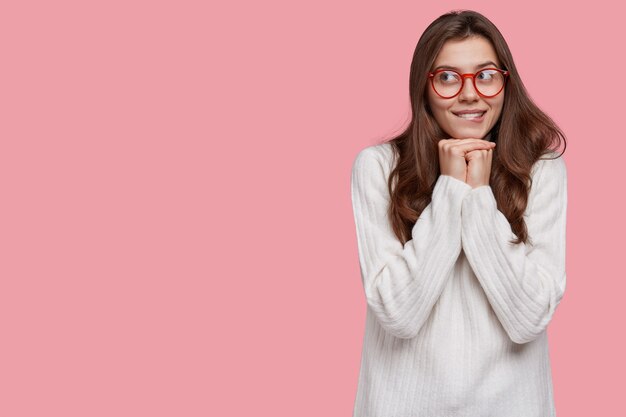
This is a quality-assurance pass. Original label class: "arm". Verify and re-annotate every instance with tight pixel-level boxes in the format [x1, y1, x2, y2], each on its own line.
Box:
[350, 146, 472, 339]
[460, 155, 568, 344]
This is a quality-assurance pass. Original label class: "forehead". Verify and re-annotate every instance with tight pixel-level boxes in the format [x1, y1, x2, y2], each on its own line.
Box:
[433, 36, 500, 70]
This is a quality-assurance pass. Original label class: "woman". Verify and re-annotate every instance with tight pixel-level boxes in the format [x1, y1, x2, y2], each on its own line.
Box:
[350, 10, 567, 417]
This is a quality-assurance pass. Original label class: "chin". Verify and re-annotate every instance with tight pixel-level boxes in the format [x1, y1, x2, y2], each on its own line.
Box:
[450, 129, 489, 139]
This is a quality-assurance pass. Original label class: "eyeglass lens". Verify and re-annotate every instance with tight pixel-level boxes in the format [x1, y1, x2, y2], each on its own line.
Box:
[432, 69, 505, 98]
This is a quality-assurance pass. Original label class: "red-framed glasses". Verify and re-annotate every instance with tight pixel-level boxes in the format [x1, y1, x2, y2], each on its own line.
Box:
[427, 68, 509, 99]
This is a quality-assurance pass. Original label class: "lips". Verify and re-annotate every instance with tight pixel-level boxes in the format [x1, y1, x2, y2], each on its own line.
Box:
[452, 109, 487, 122]
[452, 110, 487, 123]
[452, 109, 487, 115]
[452, 109, 487, 116]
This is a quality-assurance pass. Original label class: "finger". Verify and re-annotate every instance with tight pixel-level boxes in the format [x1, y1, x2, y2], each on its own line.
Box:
[446, 142, 495, 155]
[440, 138, 492, 145]
[465, 148, 492, 155]
[439, 141, 494, 152]
[465, 148, 492, 160]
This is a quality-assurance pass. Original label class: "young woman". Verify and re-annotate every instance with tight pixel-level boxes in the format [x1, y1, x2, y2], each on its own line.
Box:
[350, 10, 567, 416]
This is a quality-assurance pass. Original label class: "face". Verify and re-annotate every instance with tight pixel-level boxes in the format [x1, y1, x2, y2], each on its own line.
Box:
[427, 36, 505, 140]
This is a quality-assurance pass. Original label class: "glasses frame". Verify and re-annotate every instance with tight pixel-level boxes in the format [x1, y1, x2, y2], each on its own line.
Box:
[427, 67, 510, 99]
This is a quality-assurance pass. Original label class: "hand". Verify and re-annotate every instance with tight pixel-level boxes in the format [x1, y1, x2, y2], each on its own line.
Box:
[465, 148, 493, 189]
[438, 138, 495, 183]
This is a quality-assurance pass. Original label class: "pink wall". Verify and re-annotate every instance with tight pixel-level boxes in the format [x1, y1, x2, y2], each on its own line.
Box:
[0, 0, 620, 416]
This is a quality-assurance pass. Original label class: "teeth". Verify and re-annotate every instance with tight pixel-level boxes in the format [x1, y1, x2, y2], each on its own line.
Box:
[456, 112, 485, 119]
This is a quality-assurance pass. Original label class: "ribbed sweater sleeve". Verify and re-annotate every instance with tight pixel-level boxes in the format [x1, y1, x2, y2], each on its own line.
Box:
[350, 146, 473, 339]
[460, 155, 568, 344]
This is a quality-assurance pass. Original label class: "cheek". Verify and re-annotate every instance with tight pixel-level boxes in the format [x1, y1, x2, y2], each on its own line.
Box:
[486, 97, 503, 117]
[495, 93, 505, 113]
[427, 87, 445, 109]
[493, 100, 504, 119]
[426, 91, 436, 113]
[427, 95, 447, 118]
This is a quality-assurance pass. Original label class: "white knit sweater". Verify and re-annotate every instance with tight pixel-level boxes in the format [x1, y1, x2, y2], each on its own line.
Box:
[350, 142, 567, 417]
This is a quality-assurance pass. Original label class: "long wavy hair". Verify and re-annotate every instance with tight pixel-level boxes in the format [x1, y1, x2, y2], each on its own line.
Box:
[383, 10, 566, 246]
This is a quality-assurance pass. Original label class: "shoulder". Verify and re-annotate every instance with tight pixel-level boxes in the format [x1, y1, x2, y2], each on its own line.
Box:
[531, 150, 567, 183]
[352, 142, 395, 178]
[528, 151, 567, 209]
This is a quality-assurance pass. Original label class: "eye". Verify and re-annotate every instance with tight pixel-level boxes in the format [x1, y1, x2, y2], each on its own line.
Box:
[437, 71, 460, 83]
[477, 70, 497, 80]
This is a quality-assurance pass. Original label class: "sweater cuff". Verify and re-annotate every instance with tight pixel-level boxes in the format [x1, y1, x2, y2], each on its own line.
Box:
[461, 185, 503, 241]
[464, 185, 497, 210]
[433, 175, 473, 213]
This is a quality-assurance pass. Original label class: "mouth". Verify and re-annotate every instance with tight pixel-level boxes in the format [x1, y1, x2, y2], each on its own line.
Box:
[452, 110, 487, 122]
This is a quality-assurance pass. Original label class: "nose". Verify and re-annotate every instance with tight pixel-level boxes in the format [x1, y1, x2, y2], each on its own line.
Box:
[458, 75, 479, 101]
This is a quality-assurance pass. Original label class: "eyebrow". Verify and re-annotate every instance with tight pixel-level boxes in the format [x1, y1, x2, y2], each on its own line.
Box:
[433, 61, 499, 71]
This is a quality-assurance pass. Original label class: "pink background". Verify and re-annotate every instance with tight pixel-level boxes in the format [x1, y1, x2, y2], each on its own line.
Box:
[0, 1, 621, 416]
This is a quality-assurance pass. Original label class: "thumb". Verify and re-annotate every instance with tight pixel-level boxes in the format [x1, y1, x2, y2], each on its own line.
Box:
[465, 150, 477, 161]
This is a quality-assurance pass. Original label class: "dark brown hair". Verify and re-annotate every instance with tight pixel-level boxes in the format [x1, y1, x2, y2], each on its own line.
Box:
[383, 9, 566, 245]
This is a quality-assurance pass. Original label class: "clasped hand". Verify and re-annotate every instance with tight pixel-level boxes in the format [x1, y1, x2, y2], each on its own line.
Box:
[438, 138, 495, 189]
